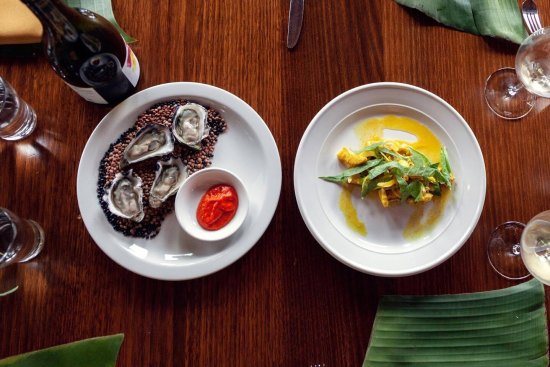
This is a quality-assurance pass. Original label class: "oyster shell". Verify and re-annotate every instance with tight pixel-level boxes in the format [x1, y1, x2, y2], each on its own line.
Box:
[103, 170, 145, 222]
[120, 124, 174, 168]
[172, 103, 210, 150]
[149, 158, 188, 208]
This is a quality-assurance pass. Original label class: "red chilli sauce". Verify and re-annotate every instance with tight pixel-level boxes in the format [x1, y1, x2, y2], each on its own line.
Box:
[197, 184, 238, 230]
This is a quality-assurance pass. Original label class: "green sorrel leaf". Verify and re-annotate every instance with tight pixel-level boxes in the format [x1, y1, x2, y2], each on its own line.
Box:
[394, 0, 528, 44]
[363, 279, 548, 367]
[431, 181, 441, 196]
[393, 173, 408, 199]
[319, 159, 382, 183]
[440, 146, 452, 175]
[378, 147, 404, 161]
[361, 176, 386, 198]
[433, 169, 451, 187]
[404, 165, 437, 179]
[400, 180, 423, 201]
[0, 334, 124, 367]
[367, 161, 402, 180]
[355, 142, 385, 154]
[64, 0, 136, 43]
[437, 146, 452, 187]
[408, 147, 431, 168]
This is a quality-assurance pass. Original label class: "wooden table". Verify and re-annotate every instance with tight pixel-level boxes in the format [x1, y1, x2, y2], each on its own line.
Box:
[1, 1, 549, 365]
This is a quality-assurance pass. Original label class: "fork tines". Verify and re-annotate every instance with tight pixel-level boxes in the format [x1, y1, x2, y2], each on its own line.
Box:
[522, 0, 543, 34]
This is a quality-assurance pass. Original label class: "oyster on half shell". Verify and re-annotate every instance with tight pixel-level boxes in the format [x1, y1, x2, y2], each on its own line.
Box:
[103, 170, 145, 222]
[149, 158, 188, 208]
[120, 124, 174, 168]
[172, 103, 210, 150]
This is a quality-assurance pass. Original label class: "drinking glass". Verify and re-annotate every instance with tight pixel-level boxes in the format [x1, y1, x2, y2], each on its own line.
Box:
[521, 210, 550, 284]
[0, 77, 37, 141]
[487, 210, 550, 284]
[484, 28, 550, 119]
[0, 208, 44, 268]
[487, 221, 529, 279]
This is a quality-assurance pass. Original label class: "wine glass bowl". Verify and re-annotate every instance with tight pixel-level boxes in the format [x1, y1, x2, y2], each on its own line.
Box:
[488, 210, 550, 285]
[485, 27, 550, 119]
[521, 210, 550, 284]
[515, 28, 550, 97]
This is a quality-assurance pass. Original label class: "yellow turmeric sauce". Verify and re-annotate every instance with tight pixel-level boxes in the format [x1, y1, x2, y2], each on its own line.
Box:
[403, 188, 451, 240]
[354, 115, 441, 162]
[339, 185, 367, 236]
[339, 115, 450, 239]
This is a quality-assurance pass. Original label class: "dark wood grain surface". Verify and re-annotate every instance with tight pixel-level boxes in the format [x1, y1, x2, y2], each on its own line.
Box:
[1, 0, 550, 365]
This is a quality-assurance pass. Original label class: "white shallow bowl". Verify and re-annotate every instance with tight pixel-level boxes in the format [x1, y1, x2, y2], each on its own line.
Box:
[77, 82, 281, 280]
[175, 168, 249, 242]
[294, 82, 486, 277]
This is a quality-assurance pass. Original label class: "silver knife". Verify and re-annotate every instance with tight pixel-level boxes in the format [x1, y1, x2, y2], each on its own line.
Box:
[286, 0, 304, 49]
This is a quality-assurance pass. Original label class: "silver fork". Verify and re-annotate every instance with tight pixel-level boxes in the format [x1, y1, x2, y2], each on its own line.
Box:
[522, 0, 543, 35]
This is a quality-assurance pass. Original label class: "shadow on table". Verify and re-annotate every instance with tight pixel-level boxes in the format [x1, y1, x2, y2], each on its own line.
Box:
[0, 128, 61, 162]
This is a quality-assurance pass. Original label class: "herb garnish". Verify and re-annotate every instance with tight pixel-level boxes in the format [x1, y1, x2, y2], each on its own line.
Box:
[320, 141, 454, 207]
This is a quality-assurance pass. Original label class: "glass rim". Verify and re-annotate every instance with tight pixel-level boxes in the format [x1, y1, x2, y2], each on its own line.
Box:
[0, 76, 6, 111]
[0, 208, 18, 263]
[0, 207, 17, 229]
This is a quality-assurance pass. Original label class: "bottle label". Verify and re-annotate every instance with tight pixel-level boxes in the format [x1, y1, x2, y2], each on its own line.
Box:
[65, 83, 109, 104]
[122, 44, 140, 87]
[65, 42, 140, 104]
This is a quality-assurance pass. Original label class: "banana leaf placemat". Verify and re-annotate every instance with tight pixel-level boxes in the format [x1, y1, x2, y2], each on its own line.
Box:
[364, 279, 548, 366]
[394, 0, 528, 44]
[0, 334, 124, 367]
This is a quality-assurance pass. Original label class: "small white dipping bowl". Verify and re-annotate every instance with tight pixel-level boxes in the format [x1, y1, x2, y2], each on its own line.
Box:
[175, 167, 249, 242]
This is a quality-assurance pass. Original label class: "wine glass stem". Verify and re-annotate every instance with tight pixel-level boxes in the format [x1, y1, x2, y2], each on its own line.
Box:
[508, 83, 526, 97]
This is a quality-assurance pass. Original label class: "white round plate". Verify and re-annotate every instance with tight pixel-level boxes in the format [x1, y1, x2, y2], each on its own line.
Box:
[294, 83, 486, 276]
[77, 82, 281, 280]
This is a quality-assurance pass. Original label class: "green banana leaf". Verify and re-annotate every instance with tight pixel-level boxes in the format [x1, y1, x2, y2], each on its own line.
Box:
[0, 334, 124, 367]
[363, 279, 549, 366]
[64, 0, 136, 43]
[395, 0, 528, 44]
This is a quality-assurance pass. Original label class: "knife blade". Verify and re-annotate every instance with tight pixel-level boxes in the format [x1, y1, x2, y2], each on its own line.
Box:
[286, 0, 304, 49]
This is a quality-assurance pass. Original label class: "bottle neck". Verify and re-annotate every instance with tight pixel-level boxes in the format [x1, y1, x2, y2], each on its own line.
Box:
[21, 0, 79, 41]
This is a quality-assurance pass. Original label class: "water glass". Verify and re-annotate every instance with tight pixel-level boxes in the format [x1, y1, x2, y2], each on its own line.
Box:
[0, 77, 37, 141]
[0, 208, 44, 268]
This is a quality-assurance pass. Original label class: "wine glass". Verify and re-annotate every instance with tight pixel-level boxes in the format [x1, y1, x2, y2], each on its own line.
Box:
[520, 211, 550, 284]
[485, 28, 550, 119]
[487, 210, 550, 284]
